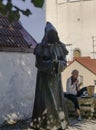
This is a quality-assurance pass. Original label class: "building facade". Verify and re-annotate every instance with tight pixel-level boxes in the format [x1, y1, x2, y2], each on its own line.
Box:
[45, 0, 96, 60]
[62, 57, 96, 93]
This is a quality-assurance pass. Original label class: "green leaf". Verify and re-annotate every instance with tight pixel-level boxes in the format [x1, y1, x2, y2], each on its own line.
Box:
[0, 0, 44, 21]
[6, 2, 12, 11]
[31, 0, 44, 7]
[0, 3, 7, 15]
[8, 11, 20, 22]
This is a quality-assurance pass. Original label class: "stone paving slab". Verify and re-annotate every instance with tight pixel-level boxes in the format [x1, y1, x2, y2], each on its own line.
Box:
[1, 118, 96, 130]
[67, 119, 96, 130]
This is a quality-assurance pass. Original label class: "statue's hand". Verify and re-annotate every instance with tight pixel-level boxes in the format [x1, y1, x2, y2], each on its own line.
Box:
[52, 59, 58, 63]
[52, 61, 59, 74]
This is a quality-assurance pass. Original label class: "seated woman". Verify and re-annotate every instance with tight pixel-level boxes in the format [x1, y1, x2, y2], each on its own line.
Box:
[65, 69, 87, 121]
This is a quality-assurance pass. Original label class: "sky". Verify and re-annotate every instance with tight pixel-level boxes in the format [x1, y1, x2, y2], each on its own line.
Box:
[12, 0, 45, 43]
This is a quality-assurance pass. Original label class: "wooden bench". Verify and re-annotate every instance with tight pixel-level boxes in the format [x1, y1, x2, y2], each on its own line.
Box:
[65, 96, 96, 118]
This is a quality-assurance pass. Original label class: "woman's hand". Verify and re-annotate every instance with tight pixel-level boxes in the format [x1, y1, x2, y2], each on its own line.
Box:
[78, 82, 83, 87]
[76, 82, 83, 91]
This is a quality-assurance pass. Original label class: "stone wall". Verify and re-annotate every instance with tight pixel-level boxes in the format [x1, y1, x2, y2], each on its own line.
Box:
[0, 52, 37, 124]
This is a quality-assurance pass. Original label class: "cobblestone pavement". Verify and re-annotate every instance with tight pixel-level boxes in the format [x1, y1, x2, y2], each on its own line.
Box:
[67, 119, 96, 130]
[1, 118, 96, 130]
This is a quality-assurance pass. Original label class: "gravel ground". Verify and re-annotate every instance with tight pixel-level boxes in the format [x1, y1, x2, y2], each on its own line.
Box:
[67, 118, 96, 130]
[0, 118, 96, 130]
[0, 118, 31, 130]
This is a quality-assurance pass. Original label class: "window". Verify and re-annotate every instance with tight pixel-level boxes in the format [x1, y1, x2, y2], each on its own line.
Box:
[73, 48, 81, 58]
[68, 0, 80, 2]
[56, 0, 67, 4]
[94, 80, 96, 85]
[78, 75, 84, 87]
[56, 0, 92, 4]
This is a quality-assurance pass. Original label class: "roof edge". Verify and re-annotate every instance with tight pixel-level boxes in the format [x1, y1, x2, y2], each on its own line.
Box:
[75, 60, 96, 75]
[0, 47, 34, 53]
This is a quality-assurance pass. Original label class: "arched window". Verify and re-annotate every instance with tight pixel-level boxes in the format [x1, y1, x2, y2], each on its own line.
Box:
[73, 48, 81, 58]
